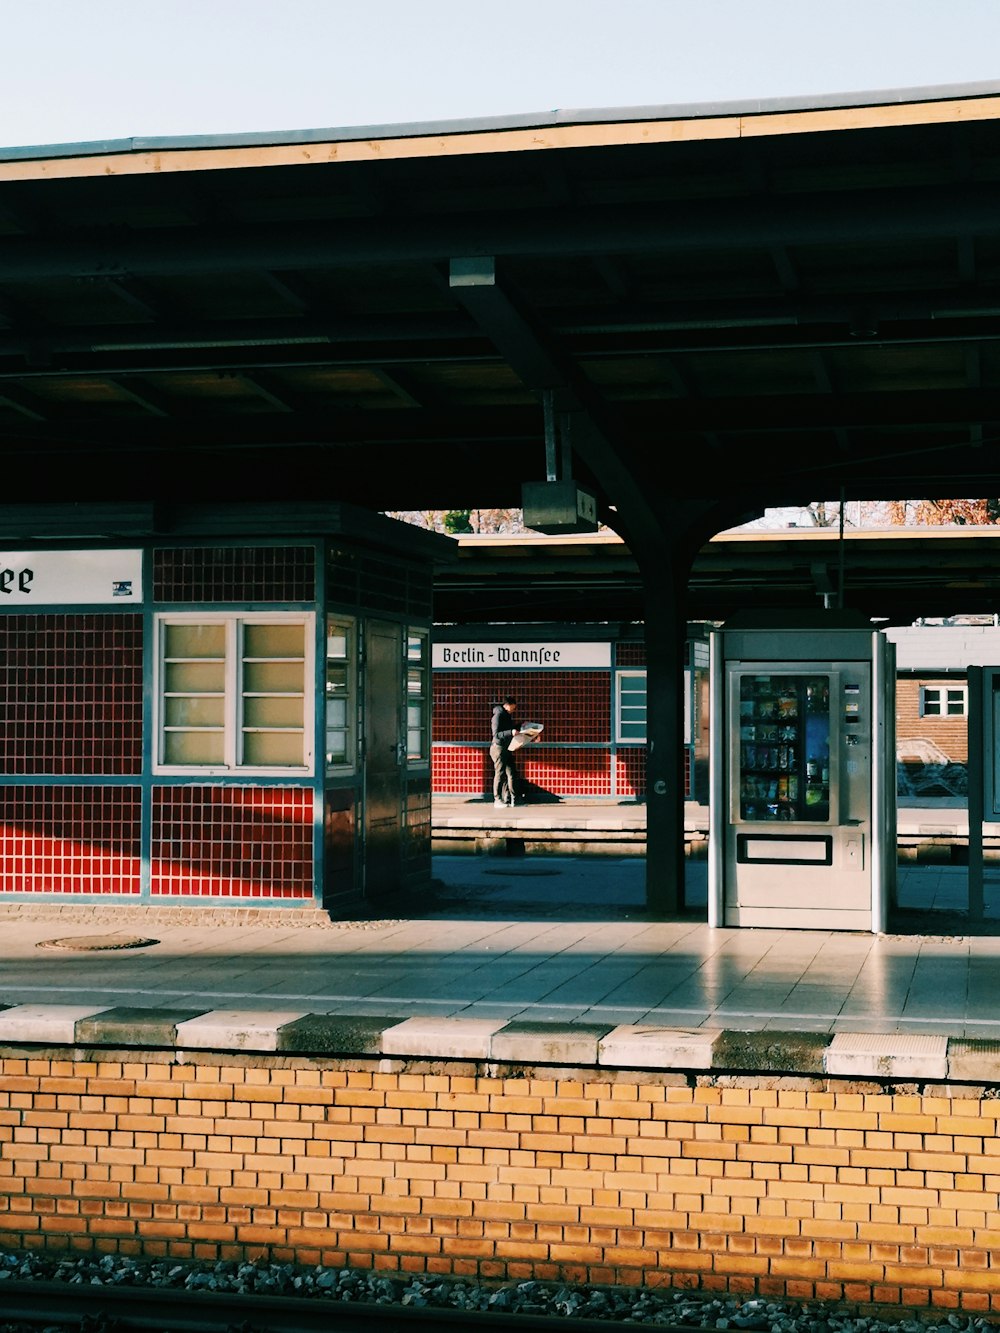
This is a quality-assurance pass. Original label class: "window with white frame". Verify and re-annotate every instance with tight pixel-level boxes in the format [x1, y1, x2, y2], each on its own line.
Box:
[156, 613, 313, 772]
[920, 684, 967, 717]
[616, 670, 647, 742]
[325, 616, 356, 768]
[407, 628, 429, 762]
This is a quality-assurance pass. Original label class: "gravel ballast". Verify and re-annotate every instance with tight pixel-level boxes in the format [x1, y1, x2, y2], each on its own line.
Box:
[0, 1250, 996, 1330]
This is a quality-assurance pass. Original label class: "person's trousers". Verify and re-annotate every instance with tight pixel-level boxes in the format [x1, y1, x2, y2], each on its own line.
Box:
[490, 742, 516, 803]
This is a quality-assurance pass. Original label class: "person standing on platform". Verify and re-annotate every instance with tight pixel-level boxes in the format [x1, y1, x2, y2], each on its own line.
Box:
[490, 695, 520, 807]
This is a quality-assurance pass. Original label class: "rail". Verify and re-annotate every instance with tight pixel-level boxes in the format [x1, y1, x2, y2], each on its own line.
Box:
[0, 1278, 707, 1333]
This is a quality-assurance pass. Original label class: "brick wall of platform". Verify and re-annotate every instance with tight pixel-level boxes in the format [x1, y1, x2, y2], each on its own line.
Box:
[2, 1053, 999, 1312]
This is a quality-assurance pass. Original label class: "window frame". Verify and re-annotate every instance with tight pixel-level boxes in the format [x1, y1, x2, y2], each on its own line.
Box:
[154, 611, 315, 776]
[919, 683, 968, 718]
[325, 614, 358, 772]
[406, 627, 430, 765]
[615, 668, 648, 744]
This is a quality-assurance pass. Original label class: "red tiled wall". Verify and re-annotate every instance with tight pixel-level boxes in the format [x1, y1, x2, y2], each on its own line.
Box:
[322, 787, 356, 911]
[432, 745, 612, 797]
[152, 546, 316, 602]
[0, 614, 143, 775]
[431, 660, 695, 800]
[434, 671, 610, 745]
[0, 786, 142, 895]
[150, 787, 314, 900]
[520, 746, 612, 796]
[432, 745, 485, 794]
[615, 642, 647, 666]
[403, 777, 431, 878]
[616, 747, 647, 798]
[433, 671, 613, 796]
[615, 745, 690, 798]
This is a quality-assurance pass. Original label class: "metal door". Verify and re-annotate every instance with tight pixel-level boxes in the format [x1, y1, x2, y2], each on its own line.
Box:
[363, 620, 403, 897]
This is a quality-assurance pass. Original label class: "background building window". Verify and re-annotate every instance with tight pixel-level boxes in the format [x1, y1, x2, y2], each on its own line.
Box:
[616, 670, 647, 742]
[157, 613, 313, 772]
[920, 684, 967, 717]
[407, 629, 429, 762]
[326, 616, 356, 768]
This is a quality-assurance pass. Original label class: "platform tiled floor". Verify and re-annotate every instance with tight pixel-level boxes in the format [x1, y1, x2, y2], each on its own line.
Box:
[0, 856, 999, 1039]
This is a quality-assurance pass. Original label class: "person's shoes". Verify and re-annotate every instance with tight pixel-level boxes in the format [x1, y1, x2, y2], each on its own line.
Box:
[493, 799, 506, 808]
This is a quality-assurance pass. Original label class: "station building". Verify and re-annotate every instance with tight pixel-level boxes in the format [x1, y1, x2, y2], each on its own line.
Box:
[0, 503, 450, 914]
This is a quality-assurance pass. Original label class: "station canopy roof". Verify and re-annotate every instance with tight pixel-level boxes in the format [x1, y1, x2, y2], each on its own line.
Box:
[4, 81, 1000, 588]
[433, 527, 1000, 627]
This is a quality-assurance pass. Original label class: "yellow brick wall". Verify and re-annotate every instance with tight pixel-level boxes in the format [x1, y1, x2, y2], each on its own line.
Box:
[2, 1054, 999, 1313]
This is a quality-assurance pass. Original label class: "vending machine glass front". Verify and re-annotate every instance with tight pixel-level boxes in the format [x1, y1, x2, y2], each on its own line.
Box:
[736, 672, 832, 822]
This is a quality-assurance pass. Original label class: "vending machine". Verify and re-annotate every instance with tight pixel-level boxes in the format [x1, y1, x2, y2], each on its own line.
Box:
[708, 611, 896, 932]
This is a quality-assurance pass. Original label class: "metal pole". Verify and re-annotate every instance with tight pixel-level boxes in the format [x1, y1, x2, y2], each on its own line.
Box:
[707, 630, 725, 928]
[967, 665, 984, 922]
[837, 486, 846, 610]
[543, 390, 557, 481]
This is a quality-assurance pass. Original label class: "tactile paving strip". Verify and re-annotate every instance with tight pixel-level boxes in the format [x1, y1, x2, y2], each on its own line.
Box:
[825, 1030, 949, 1079]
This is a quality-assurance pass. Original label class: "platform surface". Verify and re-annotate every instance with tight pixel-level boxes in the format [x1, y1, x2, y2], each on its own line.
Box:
[0, 844, 998, 1044]
[431, 793, 973, 841]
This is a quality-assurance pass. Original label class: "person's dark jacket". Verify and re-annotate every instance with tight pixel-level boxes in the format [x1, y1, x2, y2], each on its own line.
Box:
[490, 704, 519, 749]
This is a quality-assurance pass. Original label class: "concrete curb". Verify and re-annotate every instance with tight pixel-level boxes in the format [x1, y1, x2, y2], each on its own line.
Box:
[2, 1002, 999, 1082]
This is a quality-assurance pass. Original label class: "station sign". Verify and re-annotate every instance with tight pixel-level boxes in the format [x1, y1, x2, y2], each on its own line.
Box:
[433, 641, 611, 669]
[0, 550, 142, 604]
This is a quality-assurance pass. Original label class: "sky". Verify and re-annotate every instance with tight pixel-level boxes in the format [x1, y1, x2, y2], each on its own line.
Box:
[3, 0, 1000, 150]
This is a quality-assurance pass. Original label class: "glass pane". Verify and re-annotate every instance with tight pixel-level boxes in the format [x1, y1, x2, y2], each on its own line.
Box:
[620, 722, 646, 740]
[164, 730, 224, 764]
[326, 665, 348, 694]
[164, 697, 224, 727]
[243, 731, 304, 765]
[407, 634, 426, 662]
[327, 621, 350, 659]
[407, 703, 423, 728]
[164, 661, 226, 692]
[244, 697, 303, 727]
[324, 617, 353, 770]
[738, 673, 829, 822]
[408, 728, 422, 755]
[408, 668, 424, 695]
[243, 661, 304, 692]
[244, 623, 304, 657]
[164, 623, 225, 658]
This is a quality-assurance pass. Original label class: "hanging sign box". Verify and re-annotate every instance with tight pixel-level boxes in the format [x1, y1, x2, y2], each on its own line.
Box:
[0, 550, 142, 604]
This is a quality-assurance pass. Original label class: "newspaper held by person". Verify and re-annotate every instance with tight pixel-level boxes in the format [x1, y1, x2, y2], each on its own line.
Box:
[509, 721, 543, 751]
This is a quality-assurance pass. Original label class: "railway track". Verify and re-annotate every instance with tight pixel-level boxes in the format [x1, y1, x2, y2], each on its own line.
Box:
[0, 1278, 695, 1333]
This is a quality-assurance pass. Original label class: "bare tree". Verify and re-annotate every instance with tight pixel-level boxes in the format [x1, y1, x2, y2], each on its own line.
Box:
[884, 498, 1000, 526]
[384, 508, 526, 534]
